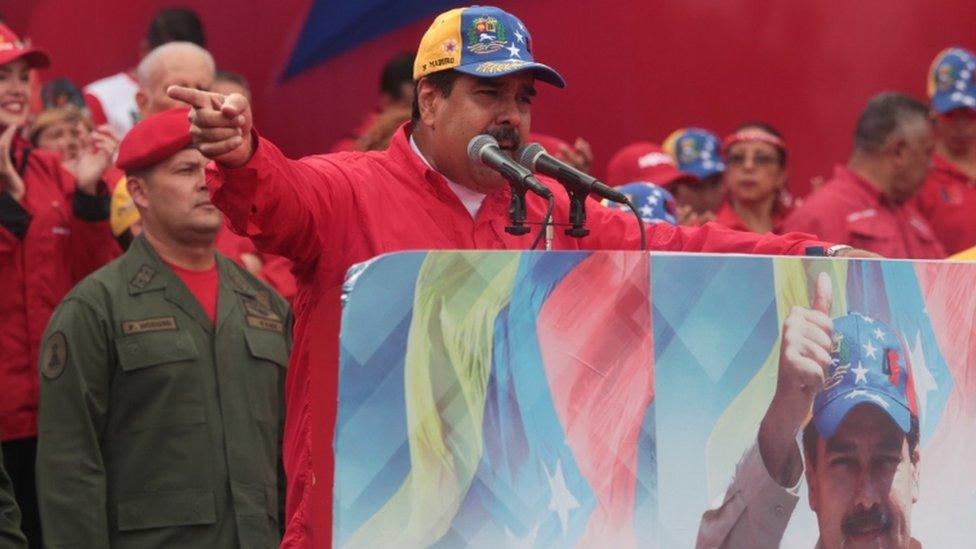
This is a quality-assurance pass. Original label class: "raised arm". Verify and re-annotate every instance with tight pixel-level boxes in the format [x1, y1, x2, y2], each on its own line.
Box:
[168, 86, 354, 273]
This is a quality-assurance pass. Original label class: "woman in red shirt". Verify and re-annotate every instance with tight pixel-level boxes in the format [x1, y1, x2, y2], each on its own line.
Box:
[0, 24, 120, 546]
[715, 122, 795, 233]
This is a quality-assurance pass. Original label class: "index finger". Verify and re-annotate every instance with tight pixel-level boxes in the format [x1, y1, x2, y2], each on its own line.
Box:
[167, 85, 213, 109]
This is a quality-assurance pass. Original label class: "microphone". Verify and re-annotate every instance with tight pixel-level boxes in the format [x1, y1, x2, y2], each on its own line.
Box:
[467, 135, 553, 199]
[517, 143, 629, 204]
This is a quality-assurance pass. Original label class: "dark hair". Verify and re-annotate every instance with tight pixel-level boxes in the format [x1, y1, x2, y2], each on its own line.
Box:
[734, 121, 787, 166]
[853, 92, 930, 154]
[803, 413, 920, 469]
[147, 7, 206, 49]
[411, 70, 460, 124]
[215, 70, 250, 94]
[380, 52, 416, 100]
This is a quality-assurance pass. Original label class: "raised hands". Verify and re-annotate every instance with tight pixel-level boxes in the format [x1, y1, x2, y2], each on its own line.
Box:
[167, 86, 254, 167]
[759, 272, 835, 486]
[74, 124, 120, 194]
[0, 124, 25, 201]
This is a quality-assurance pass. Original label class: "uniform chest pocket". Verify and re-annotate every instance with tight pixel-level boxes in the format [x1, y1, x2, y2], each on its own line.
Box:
[114, 330, 206, 430]
[244, 330, 288, 424]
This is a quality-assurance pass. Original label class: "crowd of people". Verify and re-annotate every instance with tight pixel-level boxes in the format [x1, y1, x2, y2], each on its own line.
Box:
[0, 4, 973, 548]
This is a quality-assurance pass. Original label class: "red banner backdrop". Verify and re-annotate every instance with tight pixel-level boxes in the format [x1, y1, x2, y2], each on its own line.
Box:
[8, 0, 976, 196]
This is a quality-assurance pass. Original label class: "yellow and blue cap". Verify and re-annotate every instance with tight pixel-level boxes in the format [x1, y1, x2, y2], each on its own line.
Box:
[414, 6, 565, 88]
[663, 128, 726, 180]
[927, 47, 976, 114]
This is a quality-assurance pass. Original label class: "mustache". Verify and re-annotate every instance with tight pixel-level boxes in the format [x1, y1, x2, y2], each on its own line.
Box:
[841, 505, 891, 537]
[485, 126, 520, 149]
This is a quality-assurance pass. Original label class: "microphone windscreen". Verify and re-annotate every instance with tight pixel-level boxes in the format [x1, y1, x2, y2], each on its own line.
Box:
[516, 142, 546, 170]
[467, 134, 498, 165]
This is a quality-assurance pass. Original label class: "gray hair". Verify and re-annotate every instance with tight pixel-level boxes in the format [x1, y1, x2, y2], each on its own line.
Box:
[853, 92, 930, 154]
[136, 41, 215, 87]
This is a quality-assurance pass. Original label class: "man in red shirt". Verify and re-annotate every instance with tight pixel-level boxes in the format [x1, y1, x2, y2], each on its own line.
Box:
[784, 92, 944, 259]
[914, 47, 976, 255]
[169, 6, 868, 547]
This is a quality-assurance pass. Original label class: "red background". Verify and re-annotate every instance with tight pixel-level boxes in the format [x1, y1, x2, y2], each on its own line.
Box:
[8, 0, 976, 196]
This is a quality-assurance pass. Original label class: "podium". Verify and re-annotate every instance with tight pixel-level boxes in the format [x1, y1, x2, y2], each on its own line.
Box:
[334, 251, 976, 548]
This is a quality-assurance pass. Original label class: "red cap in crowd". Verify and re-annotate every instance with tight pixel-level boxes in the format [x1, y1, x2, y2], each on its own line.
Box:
[0, 23, 50, 68]
[116, 108, 193, 173]
[605, 142, 696, 188]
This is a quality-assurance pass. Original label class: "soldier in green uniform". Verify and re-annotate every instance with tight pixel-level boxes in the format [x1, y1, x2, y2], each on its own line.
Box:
[0, 445, 27, 548]
[36, 108, 290, 548]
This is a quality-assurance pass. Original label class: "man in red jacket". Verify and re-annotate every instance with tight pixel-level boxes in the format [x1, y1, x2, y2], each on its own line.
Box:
[914, 47, 976, 255]
[784, 92, 944, 259]
[169, 6, 868, 547]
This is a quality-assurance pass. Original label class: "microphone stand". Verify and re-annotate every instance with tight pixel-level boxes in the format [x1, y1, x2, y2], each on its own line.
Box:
[505, 186, 531, 236]
[565, 187, 590, 238]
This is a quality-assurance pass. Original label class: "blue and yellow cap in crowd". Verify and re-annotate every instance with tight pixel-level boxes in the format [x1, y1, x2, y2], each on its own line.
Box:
[414, 6, 565, 88]
[927, 47, 976, 114]
[663, 128, 726, 181]
[812, 313, 919, 440]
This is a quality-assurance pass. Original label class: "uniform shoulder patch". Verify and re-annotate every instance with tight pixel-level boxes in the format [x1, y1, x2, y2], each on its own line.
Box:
[41, 331, 68, 380]
[130, 265, 157, 289]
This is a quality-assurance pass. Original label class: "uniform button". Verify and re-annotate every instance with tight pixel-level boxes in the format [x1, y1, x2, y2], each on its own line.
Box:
[774, 505, 785, 516]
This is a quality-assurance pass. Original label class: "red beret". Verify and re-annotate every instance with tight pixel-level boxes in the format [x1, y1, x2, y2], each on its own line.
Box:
[116, 108, 193, 172]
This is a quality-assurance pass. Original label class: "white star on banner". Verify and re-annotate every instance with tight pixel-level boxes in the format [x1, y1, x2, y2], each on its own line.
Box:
[506, 43, 522, 58]
[873, 327, 886, 341]
[545, 460, 580, 537]
[908, 330, 936, 424]
[852, 362, 869, 384]
[863, 340, 879, 360]
[861, 315, 876, 324]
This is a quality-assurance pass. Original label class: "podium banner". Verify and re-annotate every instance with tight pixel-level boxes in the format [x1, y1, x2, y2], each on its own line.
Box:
[335, 251, 976, 548]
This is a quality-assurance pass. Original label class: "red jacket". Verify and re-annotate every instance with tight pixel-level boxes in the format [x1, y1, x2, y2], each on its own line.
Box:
[0, 139, 121, 441]
[783, 166, 945, 259]
[208, 125, 829, 548]
[712, 199, 793, 234]
[914, 153, 976, 255]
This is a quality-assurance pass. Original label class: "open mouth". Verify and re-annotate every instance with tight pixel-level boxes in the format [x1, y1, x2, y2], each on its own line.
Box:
[0, 100, 26, 115]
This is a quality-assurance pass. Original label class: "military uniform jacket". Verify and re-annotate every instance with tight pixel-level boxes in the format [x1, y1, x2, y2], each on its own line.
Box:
[36, 236, 291, 549]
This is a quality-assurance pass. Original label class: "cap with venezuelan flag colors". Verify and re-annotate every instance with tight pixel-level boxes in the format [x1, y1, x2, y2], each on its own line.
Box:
[812, 313, 919, 440]
[414, 6, 566, 88]
[927, 47, 976, 114]
[663, 128, 726, 181]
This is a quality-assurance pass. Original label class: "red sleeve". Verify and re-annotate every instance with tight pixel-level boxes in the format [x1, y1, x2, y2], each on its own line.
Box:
[261, 255, 297, 302]
[208, 132, 354, 277]
[586, 202, 831, 256]
[780, 199, 844, 245]
[84, 92, 108, 126]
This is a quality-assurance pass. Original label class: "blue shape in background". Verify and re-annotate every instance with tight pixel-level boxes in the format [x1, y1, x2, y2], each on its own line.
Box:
[284, 0, 460, 79]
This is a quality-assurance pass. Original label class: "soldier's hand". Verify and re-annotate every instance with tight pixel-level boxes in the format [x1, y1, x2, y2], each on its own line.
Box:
[167, 86, 254, 168]
[759, 272, 834, 486]
[0, 123, 25, 202]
